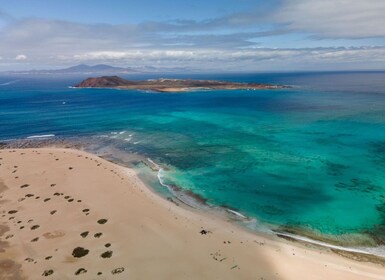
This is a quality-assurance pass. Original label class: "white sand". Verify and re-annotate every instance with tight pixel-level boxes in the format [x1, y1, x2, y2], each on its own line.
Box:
[0, 148, 384, 279]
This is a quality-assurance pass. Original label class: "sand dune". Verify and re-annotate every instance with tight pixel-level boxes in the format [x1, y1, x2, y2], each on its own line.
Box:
[0, 148, 384, 279]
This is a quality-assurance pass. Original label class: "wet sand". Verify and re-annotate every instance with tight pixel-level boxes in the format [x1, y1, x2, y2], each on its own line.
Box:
[0, 148, 384, 279]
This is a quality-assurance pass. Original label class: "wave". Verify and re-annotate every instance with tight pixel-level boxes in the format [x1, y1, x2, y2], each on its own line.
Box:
[26, 134, 55, 139]
[147, 158, 161, 170]
[275, 231, 385, 258]
[0, 80, 18, 86]
[226, 209, 248, 219]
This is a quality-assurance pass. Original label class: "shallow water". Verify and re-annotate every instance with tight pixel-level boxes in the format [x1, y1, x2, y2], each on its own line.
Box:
[1, 72, 385, 248]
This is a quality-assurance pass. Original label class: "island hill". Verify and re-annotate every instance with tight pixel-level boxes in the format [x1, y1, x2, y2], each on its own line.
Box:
[74, 76, 287, 92]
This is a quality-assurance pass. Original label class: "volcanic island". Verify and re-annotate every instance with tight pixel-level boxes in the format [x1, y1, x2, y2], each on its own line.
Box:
[74, 76, 287, 92]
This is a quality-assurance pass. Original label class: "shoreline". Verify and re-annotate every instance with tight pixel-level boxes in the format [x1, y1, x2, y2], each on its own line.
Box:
[2, 138, 385, 258]
[1, 148, 385, 279]
[140, 157, 385, 259]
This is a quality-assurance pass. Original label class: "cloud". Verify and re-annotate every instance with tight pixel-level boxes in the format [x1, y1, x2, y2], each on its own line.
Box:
[15, 54, 27, 60]
[68, 47, 385, 71]
[276, 0, 385, 38]
[0, 2, 385, 71]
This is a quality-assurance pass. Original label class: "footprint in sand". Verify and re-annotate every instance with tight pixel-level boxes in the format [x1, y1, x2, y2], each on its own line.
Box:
[100, 251, 113, 258]
[105, 243, 111, 248]
[8, 210, 18, 214]
[31, 225, 40, 230]
[20, 184, 29, 188]
[43, 198, 51, 202]
[50, 210, 57, 215]
[45, 256, 52, 260]
[80, 231, 89, 238]
[75, 268, 87, 275]
[42, 269, 54, 276]
[5, 234, 14, 240]
[43, 231, 65, 239]
[97, 219, 108, 225]
[94, 232, 103, 238]
[31, 237, 39, 242]
[50, 184, 56, 187]
[111, 267, 124, 275]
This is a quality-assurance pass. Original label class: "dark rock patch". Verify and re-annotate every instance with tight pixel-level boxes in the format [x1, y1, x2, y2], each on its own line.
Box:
[72, 247, 89, 258]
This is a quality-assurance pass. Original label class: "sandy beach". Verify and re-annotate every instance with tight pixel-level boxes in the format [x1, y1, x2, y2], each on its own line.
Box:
[0, 148, 384, 279]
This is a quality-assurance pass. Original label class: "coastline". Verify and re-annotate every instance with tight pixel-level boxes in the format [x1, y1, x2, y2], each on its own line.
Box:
[2, 138, 385, 256]
[1, 148, 385, 279]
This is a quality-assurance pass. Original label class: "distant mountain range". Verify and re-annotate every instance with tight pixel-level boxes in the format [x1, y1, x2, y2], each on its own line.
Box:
[2, 64, 189, 75]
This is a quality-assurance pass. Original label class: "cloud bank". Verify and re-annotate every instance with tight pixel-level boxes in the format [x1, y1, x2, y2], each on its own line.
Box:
[0, 0, 384, 71]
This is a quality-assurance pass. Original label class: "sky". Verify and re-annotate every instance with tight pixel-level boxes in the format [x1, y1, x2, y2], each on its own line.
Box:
[0, 0, 385, 72]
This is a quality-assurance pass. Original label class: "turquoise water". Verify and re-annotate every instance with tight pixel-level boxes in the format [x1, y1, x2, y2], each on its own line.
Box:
[1, 72, 385, 247]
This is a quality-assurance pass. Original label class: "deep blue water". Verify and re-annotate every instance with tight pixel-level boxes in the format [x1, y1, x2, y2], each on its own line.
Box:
[1, 71, 385, 248]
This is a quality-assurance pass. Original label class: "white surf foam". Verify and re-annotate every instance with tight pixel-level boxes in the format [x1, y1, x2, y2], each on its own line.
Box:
[26, 134, 55, 139]
[147, 158, 161, 170]
[276, 231, 385, 258]
[0, 80, 18, 86]
[226, 209, 248, 219]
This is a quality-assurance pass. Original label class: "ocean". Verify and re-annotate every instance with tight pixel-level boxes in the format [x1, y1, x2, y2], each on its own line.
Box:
[1, 71, 385, 253]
